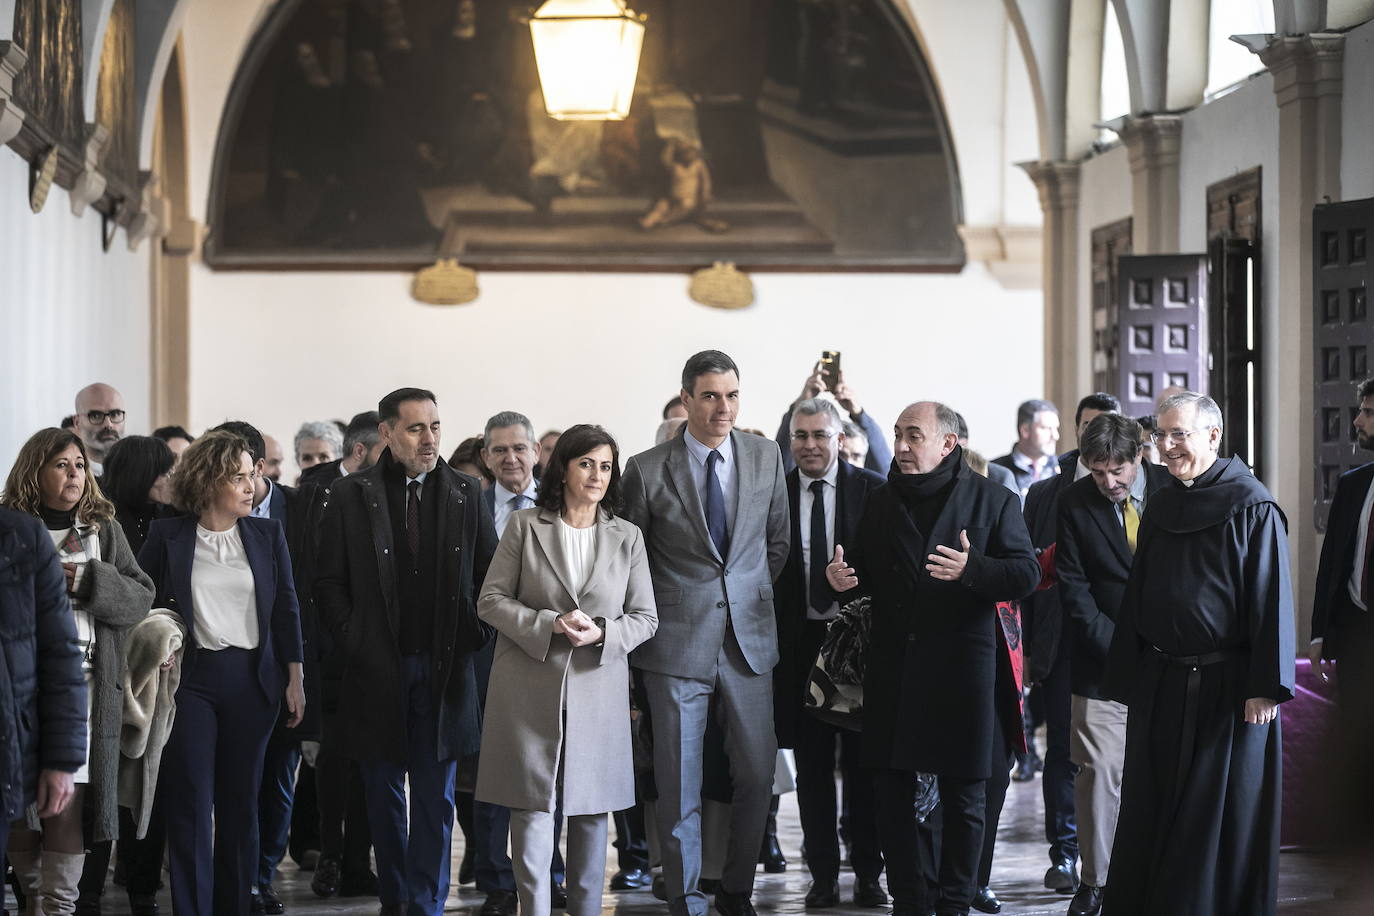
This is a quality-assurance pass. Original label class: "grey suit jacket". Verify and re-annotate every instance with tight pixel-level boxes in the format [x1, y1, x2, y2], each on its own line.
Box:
[475, 508, 657, 815]
[621, 429, 790, 680]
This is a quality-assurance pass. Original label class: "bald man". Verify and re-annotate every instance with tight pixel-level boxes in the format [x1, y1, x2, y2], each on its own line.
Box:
[73, 383, 126, 474]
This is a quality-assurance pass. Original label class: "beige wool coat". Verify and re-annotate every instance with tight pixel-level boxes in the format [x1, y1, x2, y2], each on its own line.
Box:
[475, 508, 657, 815]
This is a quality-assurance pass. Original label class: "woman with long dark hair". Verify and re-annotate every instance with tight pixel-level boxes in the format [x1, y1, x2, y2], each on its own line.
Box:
[101, 435, 177, 555]
[475, 424, 658, 916]
[1, 429, 153, 916]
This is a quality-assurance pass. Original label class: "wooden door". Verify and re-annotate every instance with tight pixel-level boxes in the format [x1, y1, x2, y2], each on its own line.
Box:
[1313, 197, 1374, 531]
[1116, 253, 1210, 419]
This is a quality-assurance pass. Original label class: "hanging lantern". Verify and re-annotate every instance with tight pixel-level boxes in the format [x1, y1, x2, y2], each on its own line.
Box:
[529, 0, 646, 121]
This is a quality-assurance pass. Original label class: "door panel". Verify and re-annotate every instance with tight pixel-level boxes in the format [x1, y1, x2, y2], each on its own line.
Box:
[1117, 254, 1209, 418]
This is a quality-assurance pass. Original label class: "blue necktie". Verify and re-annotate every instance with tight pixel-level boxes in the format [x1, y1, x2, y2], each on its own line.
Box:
[705, 449, 730, 559]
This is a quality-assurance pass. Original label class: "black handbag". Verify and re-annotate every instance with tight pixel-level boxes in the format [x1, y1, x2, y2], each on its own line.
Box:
[802, 596, 871, 730]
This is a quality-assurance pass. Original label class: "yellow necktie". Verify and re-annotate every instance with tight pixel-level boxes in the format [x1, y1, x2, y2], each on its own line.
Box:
[1123, 496, 1140, 554]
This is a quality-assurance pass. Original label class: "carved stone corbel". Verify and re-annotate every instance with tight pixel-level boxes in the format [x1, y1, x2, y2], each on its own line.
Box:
[0, 40, 28, 147]
[70, 122, 110, 216]
[126, 171, 163, 251]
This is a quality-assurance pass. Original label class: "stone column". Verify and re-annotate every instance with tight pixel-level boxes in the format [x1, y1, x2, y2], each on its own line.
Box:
[1020, 160, 1084, 420]
[1256, 33, 1344, 641]
[0, 40, 26, 147]
[1118, 114, 1183, 255]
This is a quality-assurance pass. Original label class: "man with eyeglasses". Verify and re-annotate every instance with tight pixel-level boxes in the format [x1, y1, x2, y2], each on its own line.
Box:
[773, 398, 886, 909]
[1100, 391, 1293, 916]
[73, 383, 126, 476]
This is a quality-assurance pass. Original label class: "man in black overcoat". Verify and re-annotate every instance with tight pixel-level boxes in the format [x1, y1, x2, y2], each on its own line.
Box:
[772, 398, 886, 909]
[1310, 376, 1374, 892]
[827, 402, 1040, 916]
[1053, 413, 1170, 916]
[314, 387, 497, 916]
[1102, 391, 1294, 916]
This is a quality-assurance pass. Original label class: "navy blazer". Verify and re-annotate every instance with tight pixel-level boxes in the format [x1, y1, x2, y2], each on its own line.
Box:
[1313, 461, 1374, 657]
[137, 515, 305, 701]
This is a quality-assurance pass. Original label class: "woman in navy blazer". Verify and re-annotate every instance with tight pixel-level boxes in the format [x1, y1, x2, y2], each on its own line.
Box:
[137, 430, 304, 916]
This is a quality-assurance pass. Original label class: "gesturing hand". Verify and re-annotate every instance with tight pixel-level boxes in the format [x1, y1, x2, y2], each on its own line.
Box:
[1243, 697, 1279, 725]
[826, 545, 857, 592]
[927, 530, 971, 581]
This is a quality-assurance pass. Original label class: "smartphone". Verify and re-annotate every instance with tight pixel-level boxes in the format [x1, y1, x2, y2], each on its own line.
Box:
[820, 350, 841, 391]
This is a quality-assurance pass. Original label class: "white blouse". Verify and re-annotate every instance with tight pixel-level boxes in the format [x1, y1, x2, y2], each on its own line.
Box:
[556, 518, 598, 597]
[47, 523, 98, 672]
[190, 524, 260, 651]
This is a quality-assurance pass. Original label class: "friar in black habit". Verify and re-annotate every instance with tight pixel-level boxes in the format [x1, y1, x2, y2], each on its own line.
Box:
[1101, 391, 1294, 916]
[826, 401, 1041, 916]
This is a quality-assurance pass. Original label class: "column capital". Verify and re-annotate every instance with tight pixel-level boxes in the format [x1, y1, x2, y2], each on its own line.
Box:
[1115, 114, 1184, 177]
[1018, 159, 1082, 214]
[1256, 33, 1344, 107]
[0, 40, 28, 147]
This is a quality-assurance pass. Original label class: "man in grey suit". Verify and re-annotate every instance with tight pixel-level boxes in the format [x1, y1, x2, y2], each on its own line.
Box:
[622, 350, 790, 916]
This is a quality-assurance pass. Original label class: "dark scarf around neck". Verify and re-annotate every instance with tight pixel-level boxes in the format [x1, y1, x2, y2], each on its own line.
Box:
[887, 445, 964, 506]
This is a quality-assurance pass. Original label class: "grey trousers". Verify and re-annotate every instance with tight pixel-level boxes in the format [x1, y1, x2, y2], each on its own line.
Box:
[642, 635, 778, 916]
[1069, 694, 1129, 888]
[509, 809, 607, 916]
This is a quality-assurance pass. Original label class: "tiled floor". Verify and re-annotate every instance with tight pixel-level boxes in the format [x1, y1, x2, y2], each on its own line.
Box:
[26, 777, 1371, 916]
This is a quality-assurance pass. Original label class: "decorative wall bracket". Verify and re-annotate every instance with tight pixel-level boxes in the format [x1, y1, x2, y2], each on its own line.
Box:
[0, 40, 27, 147]
[689, 262, 754, 309]
[70, 122, 111, 217]
[412, 258, 479, 305]
[125, 170, 163, 251]
[957, 224, 1043, 290]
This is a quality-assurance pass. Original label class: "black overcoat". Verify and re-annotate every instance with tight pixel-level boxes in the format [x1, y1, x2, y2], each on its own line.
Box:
[771, 460, 885, 750]
[1019, 450, 1078, 682]
[313, 453, 496, 762]
[844, 461, 1040, 778]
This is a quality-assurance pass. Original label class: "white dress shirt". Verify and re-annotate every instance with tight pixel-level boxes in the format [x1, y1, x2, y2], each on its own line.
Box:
[251, 477, 275, 519]
[683, 428, 738, 536]
[799, 461, 840, 620]
[493, 479, 538, 538]
[191, 524, 260, 651]
[557, 518, 598, 597]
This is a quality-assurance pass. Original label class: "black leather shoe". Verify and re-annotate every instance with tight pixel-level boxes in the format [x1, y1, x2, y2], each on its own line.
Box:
[339, 871, 380, 898]
[804, 880, 840, 908]
[551, 883, 568, 909]
[714, 891, 758, 916]
[480, 890, 518, 916]
[1068, 885, 1104, 915]
[128, 894, 159, 916]
[259, 885, 285, 915]
[311, 857, 341, 898]
[379, 905, 405, 916]
[1044, 858, 1079, 893]
[457, 854, 475, 886]
[610, 868, 652, 891]
[652, 874, 667, 901]
[853, 880, 888, 908]
[759, 837, 786, 873]
[970, 886, 1002, 913]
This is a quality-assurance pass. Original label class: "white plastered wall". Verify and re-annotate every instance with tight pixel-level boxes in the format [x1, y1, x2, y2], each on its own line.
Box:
[0, 147, 151, 478]
[178, 0, 1047, 480]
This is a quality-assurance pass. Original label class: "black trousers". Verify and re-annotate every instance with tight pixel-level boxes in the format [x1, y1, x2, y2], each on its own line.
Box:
[875, 769, 985, 915]
[316, 723, 374, 877]
[794, 622, 882, 884]
[612, 804, 649, 872]
[977, 723, 1012, 887]
[1041, 643, 1077, 865]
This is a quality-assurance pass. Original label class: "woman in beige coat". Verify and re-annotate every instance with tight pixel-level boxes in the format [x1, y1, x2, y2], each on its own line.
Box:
[476, 425, 657, 916]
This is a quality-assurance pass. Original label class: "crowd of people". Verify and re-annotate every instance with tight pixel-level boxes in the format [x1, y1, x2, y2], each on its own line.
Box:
[1, 351, 1366, 916]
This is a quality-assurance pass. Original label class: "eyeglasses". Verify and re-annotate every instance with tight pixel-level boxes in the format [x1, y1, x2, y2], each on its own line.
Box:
[83, 409, 126, 425]
[1150, 428, 1202, 445]
[791, 431, 837, 442]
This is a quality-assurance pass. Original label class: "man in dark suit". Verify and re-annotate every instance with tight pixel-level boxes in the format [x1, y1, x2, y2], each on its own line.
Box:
[773, 399, 886, 909]
[1054, 413, 1170, 916]
[314, 387, 497, 916]
[1018, 393, 1119, 895]
[300, 411, 385, 490]
[622, 350, 790, 916]
[991, 399, 1061, 499]
[1312, 376, 1374, 885]
[773, 363, 893, 475]
[209, 421, 333, 914]
[827, 401, 1040, 916]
